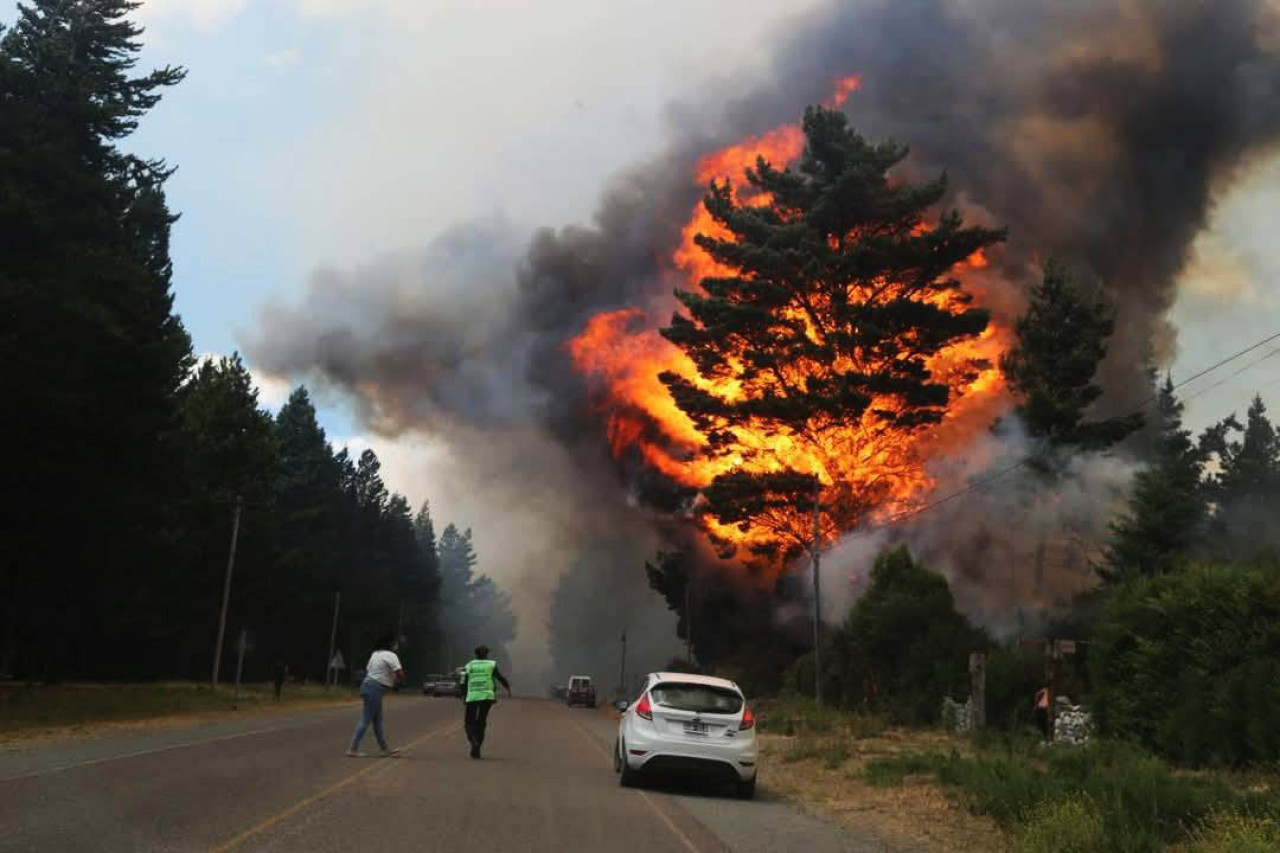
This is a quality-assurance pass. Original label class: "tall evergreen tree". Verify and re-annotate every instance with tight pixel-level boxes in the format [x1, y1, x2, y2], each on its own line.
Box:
[434, 524, 515, 667]
[1000, 260, 1142, 457]
[659, 106, 1004, 563]
[413, 501, 439, 562]
[1201, 395, 1280, 560]
[437, 524, 478, 602]
[1, 0, 191, 679]
[164, 355, 279, 678]
[999, 261, 1140, 595]
[1104, 377, 1206, 582]
[267, 387, 345, 677]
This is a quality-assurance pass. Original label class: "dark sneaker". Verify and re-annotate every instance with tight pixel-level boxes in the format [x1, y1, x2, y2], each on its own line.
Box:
[469, 744, 480, 759]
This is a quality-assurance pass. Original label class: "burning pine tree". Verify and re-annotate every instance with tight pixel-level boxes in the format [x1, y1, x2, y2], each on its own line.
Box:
[659, 107, 1005, 564]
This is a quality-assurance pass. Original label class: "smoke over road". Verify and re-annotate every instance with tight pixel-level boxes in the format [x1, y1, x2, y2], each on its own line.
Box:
[246, 0, 1280, 670]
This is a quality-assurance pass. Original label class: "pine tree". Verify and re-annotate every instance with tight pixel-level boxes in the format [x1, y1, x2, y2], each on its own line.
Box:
[1001, 260, 1142, 457]
[1201, 395, 1280, 559]
[437, 524, 478, 600]
[165, 354, 279, 677]
[644, 552, 691, 644]
[434, 524, 516, 665]
[1, 0, 191, 679]
[999, 262, 1140, 595]
[1104, 377, 1206, 581]
[414, 501, 439, 561]
[270, 387, 345, 677]
[660, 106, 1004, 562]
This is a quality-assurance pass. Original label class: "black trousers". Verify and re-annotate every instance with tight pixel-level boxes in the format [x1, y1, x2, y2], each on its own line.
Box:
[464, 700, 495, 746]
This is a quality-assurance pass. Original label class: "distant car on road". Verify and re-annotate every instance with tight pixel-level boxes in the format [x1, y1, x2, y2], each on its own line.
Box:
[422, 672, 462, 697]
[566, 675, 596, 707]
[614, 672, 757, 799]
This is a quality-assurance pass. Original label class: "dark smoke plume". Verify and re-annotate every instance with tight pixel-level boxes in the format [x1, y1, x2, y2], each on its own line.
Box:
[247, 0, 1280, 663]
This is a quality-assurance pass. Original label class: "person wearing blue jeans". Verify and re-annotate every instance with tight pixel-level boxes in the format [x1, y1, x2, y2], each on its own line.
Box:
[347, 633, 405, 757]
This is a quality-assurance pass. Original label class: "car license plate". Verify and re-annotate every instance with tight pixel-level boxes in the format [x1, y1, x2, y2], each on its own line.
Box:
[684, 721, 709, 735]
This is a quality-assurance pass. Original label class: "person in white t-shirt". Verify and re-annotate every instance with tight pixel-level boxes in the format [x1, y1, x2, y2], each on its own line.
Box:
[347, 633, 405, 757]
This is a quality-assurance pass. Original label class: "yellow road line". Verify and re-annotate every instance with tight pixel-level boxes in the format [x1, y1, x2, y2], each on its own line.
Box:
[569, 718, 701, 853]
[209, 722, 460, 852]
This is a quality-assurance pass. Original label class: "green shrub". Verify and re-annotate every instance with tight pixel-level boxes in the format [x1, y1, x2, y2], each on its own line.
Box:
[1093, 560, 1280, 765]
[822, 546, 985, 723]
[1015, 795, 1105, 853]
[935, 740, 1248, 851]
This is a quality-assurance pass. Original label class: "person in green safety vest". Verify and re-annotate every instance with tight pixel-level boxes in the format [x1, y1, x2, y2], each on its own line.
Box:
[458, 644, 512, 759]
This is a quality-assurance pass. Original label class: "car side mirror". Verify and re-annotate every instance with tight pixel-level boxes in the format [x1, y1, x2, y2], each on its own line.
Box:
[613, 699, 629, 712]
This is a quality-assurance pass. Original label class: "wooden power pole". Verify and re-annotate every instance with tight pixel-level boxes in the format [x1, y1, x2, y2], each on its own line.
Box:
[211, 496, 243, 688]
[812, 475, 823, 707]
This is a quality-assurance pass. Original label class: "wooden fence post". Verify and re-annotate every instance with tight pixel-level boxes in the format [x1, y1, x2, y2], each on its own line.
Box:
[969, 652, 986, 731]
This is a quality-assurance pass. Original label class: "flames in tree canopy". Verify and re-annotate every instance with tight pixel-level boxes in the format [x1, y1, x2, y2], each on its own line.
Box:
[570, 95, 1011, 571]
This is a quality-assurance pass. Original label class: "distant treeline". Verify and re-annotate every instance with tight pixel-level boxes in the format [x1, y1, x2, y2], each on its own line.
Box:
[0, 1, 514, 682]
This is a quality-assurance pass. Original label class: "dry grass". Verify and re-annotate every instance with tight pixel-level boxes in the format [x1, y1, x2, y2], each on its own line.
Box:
[759, 726, 1010, 853]
[0, 681, 358, 744]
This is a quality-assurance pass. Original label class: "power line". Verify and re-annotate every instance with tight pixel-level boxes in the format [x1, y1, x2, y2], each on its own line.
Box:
[1181, 347, 1280, 405]
[845, 328, 1280, 540]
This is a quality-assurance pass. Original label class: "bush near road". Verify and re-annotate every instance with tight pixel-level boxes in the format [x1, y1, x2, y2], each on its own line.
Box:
[1093, 559, 1280, 766]
[758, 698, 1280, 853]
[863, 736, 1280, 853]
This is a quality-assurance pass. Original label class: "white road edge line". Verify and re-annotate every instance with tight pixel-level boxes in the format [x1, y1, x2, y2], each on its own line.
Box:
[568, 716, 702, 853]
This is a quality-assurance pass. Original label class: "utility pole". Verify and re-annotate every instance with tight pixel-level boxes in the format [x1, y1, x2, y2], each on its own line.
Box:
[326, 591, 341, 689]
[619, 630, 628, 696]
[684, 575, 693, 668]
[211, 496, 243, 688]
[812, 475, 823, 707]
[232, 629, 248, 709]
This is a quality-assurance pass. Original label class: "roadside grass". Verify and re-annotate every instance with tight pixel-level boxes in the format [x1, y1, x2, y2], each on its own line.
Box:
[758, 696, 888, 739]
[0, 681, 356, 739]
[1185, 812, 1280, 852]
[862, 739, 1280, 853]
[758, 699, 1007, 852]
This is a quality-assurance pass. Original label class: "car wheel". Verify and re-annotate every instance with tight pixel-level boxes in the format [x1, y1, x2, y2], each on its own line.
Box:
[618, 740, 639, 788]
[612, 738, 622, 773]
[735, 775, 756, 800]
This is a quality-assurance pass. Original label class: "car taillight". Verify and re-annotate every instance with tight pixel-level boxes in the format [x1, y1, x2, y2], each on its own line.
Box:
[635, 692, 653, 720]
[739, 705, 755, 731]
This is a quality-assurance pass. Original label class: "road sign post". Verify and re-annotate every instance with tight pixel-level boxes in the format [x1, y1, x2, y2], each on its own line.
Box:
[325, 591, 341, 688]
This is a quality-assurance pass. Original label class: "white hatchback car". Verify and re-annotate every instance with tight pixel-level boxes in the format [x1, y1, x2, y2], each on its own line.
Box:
[614, 672, 757, 799]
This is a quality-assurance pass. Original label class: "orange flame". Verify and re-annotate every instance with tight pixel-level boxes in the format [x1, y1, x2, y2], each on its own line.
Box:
[831, 75, 862, 107]
[569, 78, 1010, 568]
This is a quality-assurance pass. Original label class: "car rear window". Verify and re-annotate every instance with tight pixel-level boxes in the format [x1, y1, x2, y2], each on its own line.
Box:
[650, 683, 743, 714]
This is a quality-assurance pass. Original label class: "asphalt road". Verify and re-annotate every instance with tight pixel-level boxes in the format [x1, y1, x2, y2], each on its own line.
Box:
[0, 697, 887, 852]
